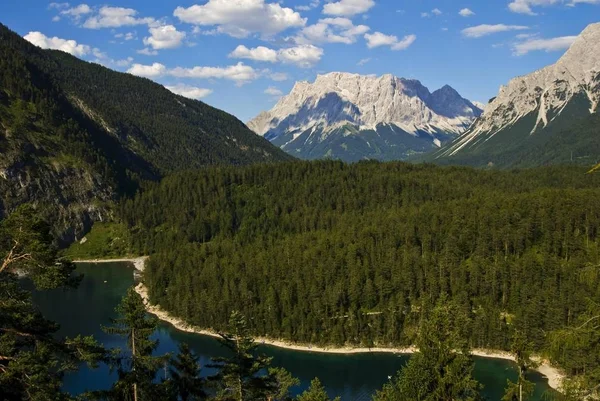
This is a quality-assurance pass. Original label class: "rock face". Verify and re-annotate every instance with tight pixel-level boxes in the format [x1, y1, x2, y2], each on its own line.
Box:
[433, 22, 600, 167]
[248, 72, 482, 162]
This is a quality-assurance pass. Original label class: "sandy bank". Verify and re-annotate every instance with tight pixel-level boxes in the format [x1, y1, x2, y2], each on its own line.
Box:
[77, 257, 565, 391]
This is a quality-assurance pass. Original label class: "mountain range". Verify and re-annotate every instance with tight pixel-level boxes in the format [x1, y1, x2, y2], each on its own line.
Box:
[430, 22, 600, 168]
[248, 72, 482, 162]
[0, 23, 290, 243]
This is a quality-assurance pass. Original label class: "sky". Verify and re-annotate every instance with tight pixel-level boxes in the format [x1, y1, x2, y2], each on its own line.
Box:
[2, 0, 600, 122]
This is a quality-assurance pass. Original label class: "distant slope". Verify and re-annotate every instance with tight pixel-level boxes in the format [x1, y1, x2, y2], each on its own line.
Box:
[248, 72, 481, 162]
[429, 22, 600, 168]
[0, 23, 291, 243]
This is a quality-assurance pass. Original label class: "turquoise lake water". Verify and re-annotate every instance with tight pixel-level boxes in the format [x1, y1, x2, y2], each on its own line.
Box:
[30, 262, 555, 400]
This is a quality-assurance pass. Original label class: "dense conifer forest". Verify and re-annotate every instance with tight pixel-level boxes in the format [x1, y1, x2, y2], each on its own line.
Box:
[113, 161, 599, 365]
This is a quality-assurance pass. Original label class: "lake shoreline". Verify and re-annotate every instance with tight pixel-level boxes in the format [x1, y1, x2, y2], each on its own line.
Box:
[75, 257, 565, 391]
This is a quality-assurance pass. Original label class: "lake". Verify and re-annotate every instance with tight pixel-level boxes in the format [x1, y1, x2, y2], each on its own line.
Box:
[30, 262, 554, 400]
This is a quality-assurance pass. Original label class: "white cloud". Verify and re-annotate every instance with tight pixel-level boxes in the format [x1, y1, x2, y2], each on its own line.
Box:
[115, 32, 136, 41]
[127, 62, 167, 78]
[459, 8, 475, 17]
[173, 0, 306, 38]
[114, 57, 134, 67]
[462, 24, 529, 38]
[61, 4, 92, 19]
[48, 2, 70, 10]
[364, 32, 416, 50]
[277, 45, 324, 68]
[24, 31, 90, 57]
[295, 0, 320, 11]
[137, 48, 158, 56]
[170, 62, 259, 84]
[512, 35, 577, 55]
[83, 6, 155, 29]
[269, 72, 289, 81]
[422, 8, 442, 17]
[508, 0, 557, 15]
[165, 84, 213, 99]
[143, 25, 186, 50]
[264, 86, 283, 96]
[509, 0, 600, 14]
[229, 45, 278, 62]
[295, 17, 370, 45]
[230, 45, 323, 68]
[323, 0, 375, 16]
[357, 57, 371, 66]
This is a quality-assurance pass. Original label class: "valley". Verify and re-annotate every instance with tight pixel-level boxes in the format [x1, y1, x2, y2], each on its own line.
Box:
[1, 9, 600, 401]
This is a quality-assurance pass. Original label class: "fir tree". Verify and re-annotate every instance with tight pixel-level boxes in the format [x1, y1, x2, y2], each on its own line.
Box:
[209, 311, 290, 401]
[296, 378, 340, 401]
[0, 205, 106, 400]
[169, 343, 206, 401]
[98, 287, 168, 401]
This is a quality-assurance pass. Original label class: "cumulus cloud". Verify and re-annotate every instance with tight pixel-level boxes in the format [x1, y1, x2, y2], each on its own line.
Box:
[512, 35, 577, 55]
[127, 62, 167, 78]
[364, 32, 417, 50]
[357, 57, 371, 66]
[229, 45, 278, 62]
[24, 31, 90, 57]
[277, 45, 324, 68]
[323, 0, 375, 16]
[170, 62, 259, 84]
[165, 84, 213, 99]
[61, 4, 92, 17]
[48, 2, 70, 10]
[432, 8, 443, 15]
[462, 24, 529, 38]
[295, 0, 320, 11]
[173, 0, 306, 38]
[459, 8, 475, 17]
[137, 48, 158, 56]
[83, 6, 155, 29]
[229, 44, 323, 68]
[295, 17, 370, 45]
[264, 86, 283, 96]
[508, 0, 560, 15]
[143, 25, 186, 50]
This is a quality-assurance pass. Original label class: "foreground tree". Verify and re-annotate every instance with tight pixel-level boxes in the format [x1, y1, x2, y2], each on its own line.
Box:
[0, 205, 106, 400]
[169, 343, 207, 401]
[548, 299, 600, 400]
[372, 297, 482, 401]
[96, 287, 168, 401]
[296, 378, 340, 401]
[209, 311, 296, 401]
[502, 331, 536, 401]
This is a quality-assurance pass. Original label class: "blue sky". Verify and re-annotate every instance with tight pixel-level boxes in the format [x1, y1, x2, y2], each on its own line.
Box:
[2, 0, 599, 121]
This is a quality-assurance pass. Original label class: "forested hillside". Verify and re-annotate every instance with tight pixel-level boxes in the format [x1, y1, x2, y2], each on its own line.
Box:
[116, 162, 600, 364]
[0, 23, 291, 242]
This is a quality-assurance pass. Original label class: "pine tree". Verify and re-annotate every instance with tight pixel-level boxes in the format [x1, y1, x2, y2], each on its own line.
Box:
[502, 331, 537, 401]
[208, 311, 289, 401]
[296, 378, 340, 401]
[0, 205, 106, 400]
[169, 343, 206, 401]
[99, 287, 168, 401]
[373, 296, 482, 401]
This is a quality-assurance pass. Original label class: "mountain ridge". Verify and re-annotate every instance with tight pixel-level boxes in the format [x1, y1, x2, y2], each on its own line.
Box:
[0, 22, 291, 243]
[431, 22, 600, 168]
[248, 72, 481, 162]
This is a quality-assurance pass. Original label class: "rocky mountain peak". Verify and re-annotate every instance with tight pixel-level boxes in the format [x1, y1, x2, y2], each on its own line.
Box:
[247, 72, 481, 162]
